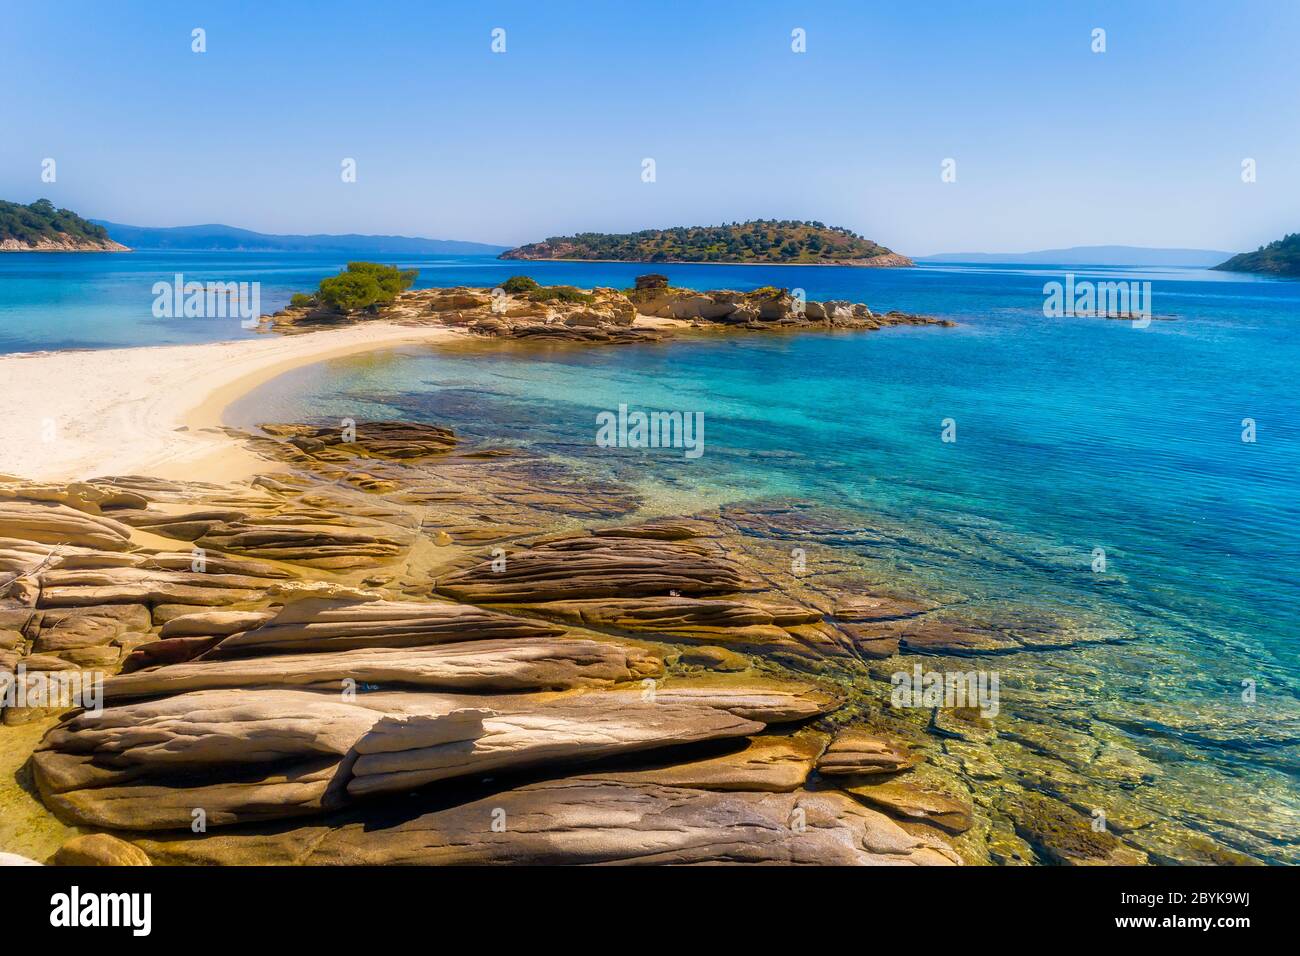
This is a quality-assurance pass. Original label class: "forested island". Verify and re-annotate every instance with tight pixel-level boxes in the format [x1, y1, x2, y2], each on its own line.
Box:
[1214, 233, 1300, 277]
[0, 198, 128, 252]
[500, 220, 912, 266]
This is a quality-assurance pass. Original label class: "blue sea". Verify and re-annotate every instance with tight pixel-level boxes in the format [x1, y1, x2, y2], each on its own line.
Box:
[4, 251, 1298, 860]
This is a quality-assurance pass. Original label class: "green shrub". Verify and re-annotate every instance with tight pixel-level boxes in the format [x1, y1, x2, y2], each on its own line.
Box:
[314, 262, 418, 312]
[528, 285, 594, 304]
[500, 275, 540, 294]
[289, 292, 316, 308]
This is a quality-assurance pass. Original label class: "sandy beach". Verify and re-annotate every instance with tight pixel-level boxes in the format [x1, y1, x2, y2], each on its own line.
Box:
[0, 324, 463, 484]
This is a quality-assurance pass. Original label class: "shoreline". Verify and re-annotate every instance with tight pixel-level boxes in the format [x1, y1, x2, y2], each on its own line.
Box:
[0, 272, 938, 486]
[0, 298, 1287, 867]
[0, 324, 464, 484]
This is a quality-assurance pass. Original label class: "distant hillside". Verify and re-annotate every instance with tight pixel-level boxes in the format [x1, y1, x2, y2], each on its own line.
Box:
[1, 198, 128, 252]
[920, 245, 1234, 267]
[501, 220, 912, 266]
[1213, 234, 1300, 277]
[95, 221, 506, 255]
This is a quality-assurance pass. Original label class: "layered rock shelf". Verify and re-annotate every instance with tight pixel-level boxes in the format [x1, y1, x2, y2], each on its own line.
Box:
[0, 420, 1270, 866]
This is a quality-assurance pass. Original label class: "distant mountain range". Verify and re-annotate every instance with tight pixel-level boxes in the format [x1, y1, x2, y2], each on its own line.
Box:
[94, 221, 507, 255]
[918, 245, 1234, 267]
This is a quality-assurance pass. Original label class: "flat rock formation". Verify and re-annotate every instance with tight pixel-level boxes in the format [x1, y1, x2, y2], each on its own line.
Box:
[138, 777, 958, 866]
[100, 637, 663, 701]
[435, 534, 756, 602]
[0, 417, 1267, 866]
[211, 598, 563, 655]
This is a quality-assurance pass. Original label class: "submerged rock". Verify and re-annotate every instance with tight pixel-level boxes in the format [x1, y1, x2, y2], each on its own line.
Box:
[1007, 792, 1147, 865]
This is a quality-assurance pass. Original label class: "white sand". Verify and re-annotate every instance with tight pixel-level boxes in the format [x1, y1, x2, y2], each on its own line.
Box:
[0, 324, 463, 483]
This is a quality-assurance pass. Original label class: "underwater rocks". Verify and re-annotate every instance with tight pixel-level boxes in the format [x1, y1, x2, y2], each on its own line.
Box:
[258, 421, 457, 461]
[1006, 792, 1148, 865]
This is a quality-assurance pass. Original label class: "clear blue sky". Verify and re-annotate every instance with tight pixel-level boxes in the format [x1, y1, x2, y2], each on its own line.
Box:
[3, 0, 1297, 255]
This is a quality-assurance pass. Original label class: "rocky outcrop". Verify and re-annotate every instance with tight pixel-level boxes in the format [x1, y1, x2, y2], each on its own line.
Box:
[262, 275, 952, 343]
[0, 235, 129, 253]
[581, 732, 828, 792]
[33, 678, 835, 831]
[816, 729, 919, 776]
[346, 697, 762, 797]
[35, 567, 275, 609]
[0, 501, 134, 551]
[311, 780, 959, 865]
[1, 429, 1256, 866]
[258, 421, 457, 460]
[523, 595, 821, 647]
[99, 637, 663, 701]
[194, 518, 413, 570]
[840, 780, 974, 834]
[435, 534, 755, 603]
[139, 777, 958, 866]
[211, 598, 563, 656]
[51, 833, 151, 866]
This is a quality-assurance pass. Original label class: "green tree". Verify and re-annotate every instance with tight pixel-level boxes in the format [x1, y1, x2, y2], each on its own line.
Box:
[318, 272, 382, 311]
[501, 275, 540, 293]
[314, 262, 418, 312]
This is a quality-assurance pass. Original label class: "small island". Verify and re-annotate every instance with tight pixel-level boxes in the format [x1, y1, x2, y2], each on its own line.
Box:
[266, 266, 950, 341]
[1213, 232, 1300, 277]
[0, 198, 129, 252]
[500, 219, 913, 267]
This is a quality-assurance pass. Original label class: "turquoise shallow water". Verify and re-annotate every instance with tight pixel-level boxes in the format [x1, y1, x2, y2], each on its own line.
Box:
[229, 259, 1300, 678]
[5, 252, 1299, 858]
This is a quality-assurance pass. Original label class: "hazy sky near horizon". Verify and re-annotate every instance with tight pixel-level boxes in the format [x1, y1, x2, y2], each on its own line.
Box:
[3, 0, 1298, 255]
